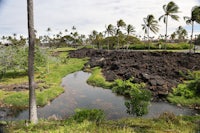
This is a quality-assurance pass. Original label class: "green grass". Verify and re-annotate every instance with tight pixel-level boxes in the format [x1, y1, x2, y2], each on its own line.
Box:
[87, 67, 113, 89]
[167, 94, 200, 107]
[49, 47, 76, 52]
[3, 115, 200, 133]
[0, 48, 87, 109]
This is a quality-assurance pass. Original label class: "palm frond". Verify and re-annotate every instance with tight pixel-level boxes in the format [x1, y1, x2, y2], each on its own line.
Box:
[159, 15, 165, 21]
[170, 15, 179, 21]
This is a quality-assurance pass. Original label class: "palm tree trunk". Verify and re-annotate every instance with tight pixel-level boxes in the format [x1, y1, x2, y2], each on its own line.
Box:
[117, 35, 119, 50]
[165, 15, 168, 49]
[148, 27, 150, 50]
[27, 0, 38, 124]
[107, 34, 110, 50]
[190, 21, 194, 53]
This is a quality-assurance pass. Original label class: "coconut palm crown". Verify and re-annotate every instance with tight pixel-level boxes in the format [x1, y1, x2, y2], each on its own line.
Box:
[159, 1, 180, 43]
[142, 14, 159, 49]
[184, 6, 200, 51]
[126, 24, 135, 35]
[142, 14, 159, 40]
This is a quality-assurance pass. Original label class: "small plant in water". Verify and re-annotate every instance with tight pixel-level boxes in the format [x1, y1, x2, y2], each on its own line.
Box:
[112, 78, 151, 116]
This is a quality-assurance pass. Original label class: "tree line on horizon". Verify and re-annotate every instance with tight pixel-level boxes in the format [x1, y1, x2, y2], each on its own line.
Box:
[1, 1, 200, 50]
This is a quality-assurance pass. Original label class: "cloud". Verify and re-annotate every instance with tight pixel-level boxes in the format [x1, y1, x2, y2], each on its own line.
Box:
[0, 0, 199, 38]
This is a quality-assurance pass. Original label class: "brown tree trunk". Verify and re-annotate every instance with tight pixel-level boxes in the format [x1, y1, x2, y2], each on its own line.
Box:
[27, 0, 38, 124]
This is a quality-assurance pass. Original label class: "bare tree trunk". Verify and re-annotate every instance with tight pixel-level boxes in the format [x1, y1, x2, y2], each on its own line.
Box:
[148, 27, 150, 50]
[190, 21, 194, 53]
[27, 0, 38, 124]
[165, 16, 168, 50]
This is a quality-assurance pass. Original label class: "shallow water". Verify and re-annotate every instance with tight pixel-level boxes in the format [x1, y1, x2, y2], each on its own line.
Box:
[2, 71, 199, 120]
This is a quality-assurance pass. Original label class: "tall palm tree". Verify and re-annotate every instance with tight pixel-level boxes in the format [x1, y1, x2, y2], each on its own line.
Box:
[96, 32, 104, 49]
[184, 6, 200, 52]
[27, 0, 38, 124]
[105, 24, 114, 50]
[90, 30, 98, 48]
[126, 24, 135, 36]
[142, 14, 159, 49]
[125, 24, 135, 50]
[116, 19, 126, 49]
[159, 1, 180, 44]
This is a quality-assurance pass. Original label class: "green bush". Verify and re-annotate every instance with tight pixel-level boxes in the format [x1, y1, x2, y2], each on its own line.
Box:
[168, 71, 200, 107]
[0, 46, 47, 79]
[172, 84, 195, 98]
[125, 87, 151, 116]
[72, 108, 105, 123]
[166, 43, 190, 49]
[172, 71, 200, 98]
[112, 78, 151, 116]
[112, 78, 145, 95]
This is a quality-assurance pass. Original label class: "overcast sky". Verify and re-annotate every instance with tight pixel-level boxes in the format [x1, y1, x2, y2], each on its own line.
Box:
[0, 0, 200, 38]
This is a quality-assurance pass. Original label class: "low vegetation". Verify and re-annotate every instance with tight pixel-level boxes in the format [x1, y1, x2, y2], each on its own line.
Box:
[87, 67, 112, 89]
[87, 67, 151, 116]
[129, 42, 191, 50]
[2, 111, 200, 132]
[0, 47, 87, 111]
[168, 71, 200, 107]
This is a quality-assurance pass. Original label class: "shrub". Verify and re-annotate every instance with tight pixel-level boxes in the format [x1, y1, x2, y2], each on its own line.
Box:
[158, 112, 180, 124]
[112, 78, 151, 116]
[112, 78, 145, 95]
[166, 43, 190, 49]
[72, 108, 105, 124]
[172, 71, 200, 98]
[0, 46, 47, 79]
[125, 87, 151, 116]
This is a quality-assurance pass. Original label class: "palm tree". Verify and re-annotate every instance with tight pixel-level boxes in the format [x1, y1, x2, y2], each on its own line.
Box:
[105, 24, 114, 50]
[27, 0, 38, 124]
[170, 32, 176, 41]
[159, 1, 180, 45]
[175, 26, 187, 42]
[72, 26, 76, 31]
[96, 32, 104, 49]
[184, 6, 200, 52]
[125, 24, 135, 50]
[142, 14, 159, 49]
[47, 27, 51, 35]
[89, 30, 98, 48]
[126, 24, 135, 35]
[116, 19, 126, 49]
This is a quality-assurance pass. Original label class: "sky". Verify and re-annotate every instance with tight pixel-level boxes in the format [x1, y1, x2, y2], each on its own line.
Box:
[0, 0, 200, 38]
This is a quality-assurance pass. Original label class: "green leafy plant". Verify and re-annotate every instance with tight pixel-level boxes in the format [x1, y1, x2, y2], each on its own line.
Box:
[72, 108, 105, 124]
[168, 71, 200, 106]
[112, 78, 151, 116]
[125, 87, 151, 116]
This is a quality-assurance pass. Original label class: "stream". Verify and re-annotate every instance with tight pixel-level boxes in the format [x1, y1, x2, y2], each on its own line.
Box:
[1, 71, 199, 120]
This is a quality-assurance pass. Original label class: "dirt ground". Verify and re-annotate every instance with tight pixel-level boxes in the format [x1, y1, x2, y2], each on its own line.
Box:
[69, 48, 200, 100]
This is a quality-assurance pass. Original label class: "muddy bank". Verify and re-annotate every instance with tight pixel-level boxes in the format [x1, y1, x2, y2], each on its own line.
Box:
[69, 48, 200, 100]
